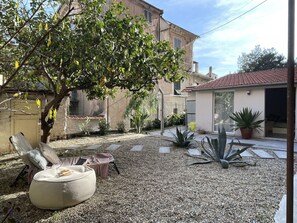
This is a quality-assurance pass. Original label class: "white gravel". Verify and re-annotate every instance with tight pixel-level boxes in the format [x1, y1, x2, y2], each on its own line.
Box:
[0, 133, 294, 223]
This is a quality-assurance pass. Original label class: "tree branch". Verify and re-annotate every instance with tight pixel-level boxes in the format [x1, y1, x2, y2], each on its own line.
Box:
[0, 0, 47, 50]
[0, 5, 75, 92]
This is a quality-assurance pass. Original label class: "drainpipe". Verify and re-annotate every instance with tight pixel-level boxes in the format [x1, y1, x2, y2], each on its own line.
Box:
[158, 14, 164, 136]
[159, 88, 164, 135]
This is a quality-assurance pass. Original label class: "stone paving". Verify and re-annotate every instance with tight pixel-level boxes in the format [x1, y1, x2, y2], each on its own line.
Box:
[74, 142, 287, 159]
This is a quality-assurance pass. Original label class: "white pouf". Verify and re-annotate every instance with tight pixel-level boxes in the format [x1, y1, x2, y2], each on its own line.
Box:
[29, 165, 96, 210]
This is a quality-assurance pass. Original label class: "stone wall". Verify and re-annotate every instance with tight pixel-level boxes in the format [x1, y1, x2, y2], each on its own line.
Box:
[0, 106, 12, 154]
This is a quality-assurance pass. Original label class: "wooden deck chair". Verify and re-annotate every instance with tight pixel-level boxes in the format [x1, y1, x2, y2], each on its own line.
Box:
[9, 132, 120, 186]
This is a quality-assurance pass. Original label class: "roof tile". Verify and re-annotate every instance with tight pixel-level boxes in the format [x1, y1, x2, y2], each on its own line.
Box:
[191, 68, 297, 91]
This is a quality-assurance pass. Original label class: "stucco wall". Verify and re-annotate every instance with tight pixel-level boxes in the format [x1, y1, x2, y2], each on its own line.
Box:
[107, 90, 130, 129]
[0, 96, 41, 154]
[196, 91, 213, 132]
[195, 88, 266, 138]
[120, 0, 161, 39]
[234, 88, 265, 138]
[0, 108, 12, 154]
[163, 95, 186, 117]
[51, 97, 68, 140]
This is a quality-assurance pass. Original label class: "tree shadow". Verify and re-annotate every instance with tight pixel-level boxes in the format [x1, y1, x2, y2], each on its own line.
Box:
[0, 194, 54, 223]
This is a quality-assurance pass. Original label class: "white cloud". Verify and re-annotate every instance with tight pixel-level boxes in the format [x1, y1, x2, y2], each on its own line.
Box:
[146, 0, 293, 77]
[195, 0, 293, 76]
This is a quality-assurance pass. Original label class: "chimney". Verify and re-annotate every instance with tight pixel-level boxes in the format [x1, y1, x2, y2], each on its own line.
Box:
[193, 61, 198, 73]
[208, 66, 212, 77]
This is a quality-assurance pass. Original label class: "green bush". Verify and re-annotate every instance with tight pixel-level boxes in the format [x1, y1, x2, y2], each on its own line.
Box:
[188, 122, 197, 132]
[152, 119, 161, 129]
[130, 111, 149, 133]
[116, 121, 126, 133]
[78, 117, 91, 135]
[98, 119, 110, 135]
[167, 113, 186, 126]
[144, 120, 153, 130]
[164, 117, 170, 127]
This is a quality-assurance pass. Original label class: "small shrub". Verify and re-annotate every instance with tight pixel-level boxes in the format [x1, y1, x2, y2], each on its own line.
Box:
[79, 117, 91, 135]
[116, 121, 126, 133]
[98, 119, 110, 135]
[167, 113, 186, 126]
[188, 122, 196, 132]
[179, 113, 186, 125]
[131, 111, 149, 133]
[144, 119, 153, 130]
[152, 119, 161, 129]
[164, 116, 170, 127]
[168, 114, 180, 126]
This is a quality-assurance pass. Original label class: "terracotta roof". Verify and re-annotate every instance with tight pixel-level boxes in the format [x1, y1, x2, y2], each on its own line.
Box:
[190, 68, 297, 91]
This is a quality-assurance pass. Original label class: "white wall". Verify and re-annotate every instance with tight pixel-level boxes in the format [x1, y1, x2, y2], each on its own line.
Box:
[234, 88, 265, 138]
[196, 91, 213, 132]
[195, 88, 265, 138]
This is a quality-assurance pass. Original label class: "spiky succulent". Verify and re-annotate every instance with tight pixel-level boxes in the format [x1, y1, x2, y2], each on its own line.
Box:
[191, 127, 255, 168]
[169, 127, 195, 148]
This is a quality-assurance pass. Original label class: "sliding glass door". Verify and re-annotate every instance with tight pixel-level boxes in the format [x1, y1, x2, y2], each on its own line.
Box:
[213, 91, 234, 132]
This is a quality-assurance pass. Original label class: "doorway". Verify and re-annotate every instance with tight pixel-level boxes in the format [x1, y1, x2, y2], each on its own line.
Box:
[265, 88, 287, 138]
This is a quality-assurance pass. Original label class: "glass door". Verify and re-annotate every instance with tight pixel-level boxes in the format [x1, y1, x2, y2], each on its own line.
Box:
[213, 91, 234, 132]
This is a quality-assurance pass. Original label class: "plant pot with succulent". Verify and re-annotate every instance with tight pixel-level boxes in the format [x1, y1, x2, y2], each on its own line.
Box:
[229, 107, 264, 139]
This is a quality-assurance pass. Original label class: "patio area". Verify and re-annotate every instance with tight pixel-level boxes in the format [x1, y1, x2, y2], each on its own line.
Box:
[0, 132, 294, 222]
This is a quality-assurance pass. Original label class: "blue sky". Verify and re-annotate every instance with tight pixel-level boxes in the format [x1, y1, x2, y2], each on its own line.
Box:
[145, 0, 292, 77]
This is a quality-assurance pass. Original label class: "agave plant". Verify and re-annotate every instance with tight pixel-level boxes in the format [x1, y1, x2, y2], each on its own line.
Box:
[169, 127, 195, 148]
[191, 127, 255, 168]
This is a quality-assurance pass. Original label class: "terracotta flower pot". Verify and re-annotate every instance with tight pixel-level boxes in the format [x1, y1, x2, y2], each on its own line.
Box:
[240, 128, 253, 139]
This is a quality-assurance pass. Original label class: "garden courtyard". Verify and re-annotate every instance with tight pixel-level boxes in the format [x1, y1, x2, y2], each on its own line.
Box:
[0, 132, 294, 223]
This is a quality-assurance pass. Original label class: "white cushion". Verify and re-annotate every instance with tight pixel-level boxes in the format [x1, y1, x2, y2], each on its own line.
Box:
[39, 142, 61, 164]
[27, 149, 48, 170]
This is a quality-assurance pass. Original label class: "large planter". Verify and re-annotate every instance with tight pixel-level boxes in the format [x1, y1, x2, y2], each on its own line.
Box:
[240, 128, 253, 139]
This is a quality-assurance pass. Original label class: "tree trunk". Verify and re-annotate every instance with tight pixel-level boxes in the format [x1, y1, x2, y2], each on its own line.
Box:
[40, 88, 69, 143]
[41, 124, 52, 143]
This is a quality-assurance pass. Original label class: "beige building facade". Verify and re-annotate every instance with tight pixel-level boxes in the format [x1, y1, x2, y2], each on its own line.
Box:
[0, 0, 215, 153]
[57, 0, 214, 133]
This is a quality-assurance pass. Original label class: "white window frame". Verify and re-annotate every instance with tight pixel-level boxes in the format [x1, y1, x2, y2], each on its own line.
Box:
[173, 81, 181, 95]
[213, 91, 234, 132]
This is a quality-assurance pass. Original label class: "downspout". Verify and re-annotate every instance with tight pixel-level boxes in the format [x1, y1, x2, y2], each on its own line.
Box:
[159, 88, 164, 135]
[159, 14, 164, 135]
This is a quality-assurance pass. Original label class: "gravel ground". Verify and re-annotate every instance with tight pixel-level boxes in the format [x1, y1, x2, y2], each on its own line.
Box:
[0, 133, 293, 223]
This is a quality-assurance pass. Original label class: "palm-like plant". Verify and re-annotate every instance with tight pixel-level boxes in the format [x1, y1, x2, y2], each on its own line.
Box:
[169, 127, 195, 148]
[229, 107, 264, 131]
[229, 107, 264, 139]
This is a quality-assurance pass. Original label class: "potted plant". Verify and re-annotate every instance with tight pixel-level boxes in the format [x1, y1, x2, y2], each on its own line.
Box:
[229, 107, 264, 139]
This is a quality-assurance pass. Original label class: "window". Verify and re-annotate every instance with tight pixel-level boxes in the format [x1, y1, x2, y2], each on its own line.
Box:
[174, 38, 182, 50]
[174, 81, 181, 95]
[144, 10, 152, 23]
[69, 90, 79, 115]
[213, 91, 234, 132]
